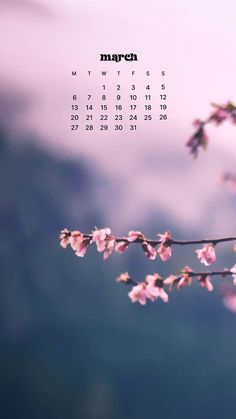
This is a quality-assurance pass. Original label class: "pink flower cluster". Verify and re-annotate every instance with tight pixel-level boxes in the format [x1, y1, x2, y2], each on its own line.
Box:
[60, 228, 173, 261]
[209, 107, 229, 125]
[209, 103, 236, 125]
[186, 121, 208, 158]
[92, 227, 115, 259]
[116, 266, 218, 305]
[186, 102, 236, 157]
[195, 243, 216, 266]
[198, 275, 214, 292]
[60, 229, 91, 257]
[115, 230, 172, 261]
[123, 274, 169, 305]
[164, 266, 213, 292]
[60, 228, 220, 266]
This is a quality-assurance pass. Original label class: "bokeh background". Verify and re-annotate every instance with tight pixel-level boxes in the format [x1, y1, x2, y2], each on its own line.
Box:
[1, 1, 236, 418]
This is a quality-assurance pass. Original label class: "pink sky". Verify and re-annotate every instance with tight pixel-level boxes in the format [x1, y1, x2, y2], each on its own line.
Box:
[1, 0, 236, 232]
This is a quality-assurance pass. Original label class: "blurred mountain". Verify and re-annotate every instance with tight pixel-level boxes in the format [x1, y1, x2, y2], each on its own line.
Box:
[0, 128, 236, 419]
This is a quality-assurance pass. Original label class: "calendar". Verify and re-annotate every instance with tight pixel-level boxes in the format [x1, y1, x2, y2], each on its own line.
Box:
[69, 58, 168, 134]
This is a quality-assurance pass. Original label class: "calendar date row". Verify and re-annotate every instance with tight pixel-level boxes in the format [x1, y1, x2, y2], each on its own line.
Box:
[70, 114, 167, 122]
[71, 124, 140, 131]
[71, 104, 167, 111]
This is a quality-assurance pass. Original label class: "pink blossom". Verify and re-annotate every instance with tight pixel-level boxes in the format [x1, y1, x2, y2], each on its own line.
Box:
[128, 283, 147, 305]
[198, 275, 214, 292]
[116, 272, 130, 283]
[157, 231, 172, 261]
[127, 230, 145, 242]
[115, 241, 129, 253]
[92, 227, 112, 252]
[210, 108, 228, 125]
[75, 238, 90, 257]
[158, 231, 172, 243]
[193, 119, 204, 128]
[157, 288, 169, 303]
[145, 274, 169, 303]
[230, 264, 236, 286]
[145, 274, 160, 301]
[223, 294, 236, 313]
[103, 237, 116, 260]
[145, 274, 160, 284]
[196, 243, 216, 266]
[59, 228, 71, 248]
[164, 275, 177, 291]
[186, 126, 208, 157]
[142, 242, 157, 260]
[70, 230, 84, 251]
[146, 285, 169, 303]
[177, 267, 193, 289]
[145, 282, 160, 301]
[157, 244, 172, 261]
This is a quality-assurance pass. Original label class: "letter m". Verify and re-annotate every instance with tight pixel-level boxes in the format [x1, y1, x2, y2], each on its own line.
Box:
[100, 54, 111, 61]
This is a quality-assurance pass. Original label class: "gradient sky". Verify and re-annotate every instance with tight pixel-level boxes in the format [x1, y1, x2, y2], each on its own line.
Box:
[1, 0, 236, 233]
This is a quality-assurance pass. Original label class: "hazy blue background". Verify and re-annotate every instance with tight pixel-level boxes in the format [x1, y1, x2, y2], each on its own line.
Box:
[1, 1, 236, 418]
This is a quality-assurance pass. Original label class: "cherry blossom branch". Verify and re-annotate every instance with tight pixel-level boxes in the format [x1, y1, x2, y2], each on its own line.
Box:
[186, 101, 236, 157]
[179, 270, 232, 278]
[59, 227, 236, 265]
[117, 267, 236, 305]
[59, 227, 236, 306]
[79, 233, 236, 246]
[118, 269, 234, 287]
